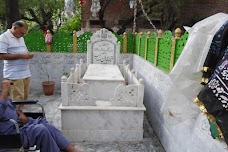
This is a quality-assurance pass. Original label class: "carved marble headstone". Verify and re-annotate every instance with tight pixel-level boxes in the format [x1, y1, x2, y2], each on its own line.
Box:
[87, 28, 120, 65]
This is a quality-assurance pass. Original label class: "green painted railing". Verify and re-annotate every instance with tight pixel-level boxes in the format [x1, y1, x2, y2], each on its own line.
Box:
[157, 31, 173, 71]
[132, 29, 188, 72]
[146, 32, 157, 64]
[51, 31, 73, 53]
[76, 32, 92, 53]
[24, 28, 188, 72]
[24, 30, 46, 52]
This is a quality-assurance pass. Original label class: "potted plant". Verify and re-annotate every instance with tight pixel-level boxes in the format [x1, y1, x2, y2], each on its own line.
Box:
[41, 74, 55, 96]
[38, 56, 55, 96]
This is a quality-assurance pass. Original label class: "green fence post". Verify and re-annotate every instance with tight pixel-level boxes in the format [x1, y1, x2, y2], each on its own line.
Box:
[170, 28, 181, 71]
[145, 31, 151, 59]
[155, 30, 163, 66]
[134, 32, 138, 54]
[138, 32, 143, 56]
[73, 31, 77, 53]
[123, 32, 127, 53]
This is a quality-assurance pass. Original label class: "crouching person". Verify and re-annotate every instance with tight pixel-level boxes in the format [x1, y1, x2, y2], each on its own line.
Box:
[0, 80, 81, 152]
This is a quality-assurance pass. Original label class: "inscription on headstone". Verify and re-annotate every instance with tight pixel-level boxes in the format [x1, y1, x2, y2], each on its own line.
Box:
[92, 41, 115, 64]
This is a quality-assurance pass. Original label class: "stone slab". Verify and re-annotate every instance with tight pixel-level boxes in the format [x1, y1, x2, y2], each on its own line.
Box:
[83, 64, 124, 81]
[82, 64, 125, 100]
[59, 104, 145, 142]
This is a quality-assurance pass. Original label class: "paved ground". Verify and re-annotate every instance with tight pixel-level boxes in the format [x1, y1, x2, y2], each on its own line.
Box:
[26, 91, 165, 152]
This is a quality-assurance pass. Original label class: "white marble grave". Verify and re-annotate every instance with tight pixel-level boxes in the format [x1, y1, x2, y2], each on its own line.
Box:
[59, 28, 146, 142]
[83, 64, 125, 101]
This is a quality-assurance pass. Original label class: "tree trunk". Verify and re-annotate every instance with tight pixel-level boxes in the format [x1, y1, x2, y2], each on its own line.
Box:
[6, 0, 20, 28]
[161, 0, 176, 30]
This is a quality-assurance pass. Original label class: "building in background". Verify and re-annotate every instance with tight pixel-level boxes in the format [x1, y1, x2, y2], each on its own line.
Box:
[80, 0, 228, 33]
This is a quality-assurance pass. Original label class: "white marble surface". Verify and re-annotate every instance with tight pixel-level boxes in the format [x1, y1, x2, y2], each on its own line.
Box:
[66, 83, 95, 106]
[83, 64, 124, 81]
[92, 41, 116, 64]
[87, 28, 120, 65]
[110, 84, 138, 107]
[60, 104, 145, 142]
[133, 55, 228, 152]
[82, 64, 125, 101]
[28, 92, 165, 152]
[60, 49, 145, 142]
[0, 53, 132, 94]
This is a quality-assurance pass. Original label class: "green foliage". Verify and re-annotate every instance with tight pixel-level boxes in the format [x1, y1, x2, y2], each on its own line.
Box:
[19, 0, 64, 14]
[0, 2, 6, 29]
[59, 12, 81, 34]
[171, 0, 184, 14]
[0, 2, 5, 15]
[18, 0, 81, 32]
[19, 0, 65, 31]
[19, 0, 65, 20]
[141, 0, 163, 19]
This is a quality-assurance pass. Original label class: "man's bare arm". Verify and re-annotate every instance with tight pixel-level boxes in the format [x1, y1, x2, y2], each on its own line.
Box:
[0, 80, 10, 101]
[0, 53, 34, 60]
[17, 110, 28, 124]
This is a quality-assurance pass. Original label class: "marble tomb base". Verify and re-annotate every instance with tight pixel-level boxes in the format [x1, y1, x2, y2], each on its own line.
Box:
[59, 105, 145, 142]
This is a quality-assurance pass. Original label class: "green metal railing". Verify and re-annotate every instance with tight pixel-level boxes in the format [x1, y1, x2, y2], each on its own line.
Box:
[24, 28, 188, 72]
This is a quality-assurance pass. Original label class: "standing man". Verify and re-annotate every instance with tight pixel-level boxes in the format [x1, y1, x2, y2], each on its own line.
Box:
[0, 20, 33, 110]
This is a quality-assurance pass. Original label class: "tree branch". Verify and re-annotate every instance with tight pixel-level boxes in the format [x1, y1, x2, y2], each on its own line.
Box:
[20, 14, 36, 22]
[28, 8, 43, 27]
[117, 9, 143, 34]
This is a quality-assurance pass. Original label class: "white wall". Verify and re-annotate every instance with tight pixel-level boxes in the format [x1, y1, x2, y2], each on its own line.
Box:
[29, 53, 133, 93]
[133, 55, 227, 152]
